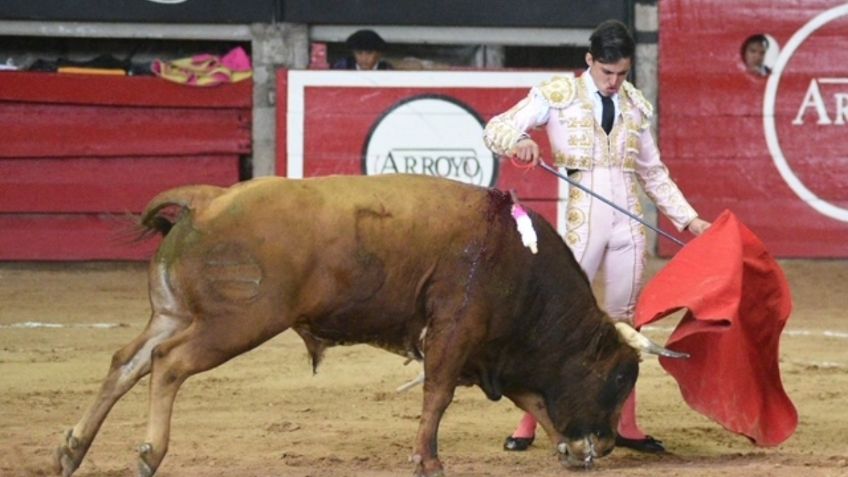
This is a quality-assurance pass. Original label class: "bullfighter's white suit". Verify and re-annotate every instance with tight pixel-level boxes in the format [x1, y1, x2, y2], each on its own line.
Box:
[484, 73, 698, 322]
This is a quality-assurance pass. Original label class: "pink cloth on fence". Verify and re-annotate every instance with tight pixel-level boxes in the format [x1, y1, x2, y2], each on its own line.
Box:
[152, 47, 252, 86]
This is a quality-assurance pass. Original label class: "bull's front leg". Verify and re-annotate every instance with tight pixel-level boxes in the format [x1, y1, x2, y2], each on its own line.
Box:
[412, 281, 486, 476]
[412, 379, 455, 477]
[412, 316, 476, 477]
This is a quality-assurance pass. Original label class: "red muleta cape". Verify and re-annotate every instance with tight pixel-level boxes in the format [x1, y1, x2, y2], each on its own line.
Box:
[635, 210, 797, 446]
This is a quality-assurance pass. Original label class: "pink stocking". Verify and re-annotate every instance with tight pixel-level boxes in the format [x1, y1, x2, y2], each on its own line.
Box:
[511, 412, 537, 438]
[617, 389, 647, 439]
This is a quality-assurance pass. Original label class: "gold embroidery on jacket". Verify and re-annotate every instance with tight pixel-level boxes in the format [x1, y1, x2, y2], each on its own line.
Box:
[567, 207, 586, 227]
[538, 76, 577, 108]
[621, 81, 653, 118]
[553, 152, 593, 169]
[568, 134, 593, 147]
[566, 117, 594, 128]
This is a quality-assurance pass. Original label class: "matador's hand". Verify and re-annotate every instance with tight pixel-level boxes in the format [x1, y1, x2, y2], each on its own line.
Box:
[687, 218, 711, 236]
[509, 138, 541, 167]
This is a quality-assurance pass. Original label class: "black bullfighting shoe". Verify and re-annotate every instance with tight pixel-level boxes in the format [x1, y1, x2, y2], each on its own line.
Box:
[503, 435, 534, 451]
[615, 435, 666, 453]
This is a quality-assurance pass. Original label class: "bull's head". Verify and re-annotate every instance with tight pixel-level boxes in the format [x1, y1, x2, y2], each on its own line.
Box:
[547, 321, 686, 468]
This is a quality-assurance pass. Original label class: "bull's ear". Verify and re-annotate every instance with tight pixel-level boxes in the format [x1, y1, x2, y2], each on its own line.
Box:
[614, 322, 689, 359]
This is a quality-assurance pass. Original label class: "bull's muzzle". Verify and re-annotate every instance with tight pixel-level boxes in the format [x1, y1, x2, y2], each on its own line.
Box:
[557, 438, 597, 470]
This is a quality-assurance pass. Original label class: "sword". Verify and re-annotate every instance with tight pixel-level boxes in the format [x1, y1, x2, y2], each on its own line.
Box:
[537, 161, 686, 247]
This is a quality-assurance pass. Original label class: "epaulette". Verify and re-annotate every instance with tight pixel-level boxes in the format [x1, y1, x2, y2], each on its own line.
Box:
[621, 81, 653, 118]
[537, 75, 577, 108]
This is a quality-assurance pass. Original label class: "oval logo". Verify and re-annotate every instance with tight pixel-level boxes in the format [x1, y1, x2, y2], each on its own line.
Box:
[764, 4, 848, 222]
[362, 95, 498, 186]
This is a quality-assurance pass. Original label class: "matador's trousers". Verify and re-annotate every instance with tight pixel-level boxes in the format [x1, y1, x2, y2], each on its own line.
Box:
[566, 166, 647, 322]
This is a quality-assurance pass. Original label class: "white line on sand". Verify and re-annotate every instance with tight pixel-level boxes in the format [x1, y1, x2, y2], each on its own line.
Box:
[0, 322, 123, 329]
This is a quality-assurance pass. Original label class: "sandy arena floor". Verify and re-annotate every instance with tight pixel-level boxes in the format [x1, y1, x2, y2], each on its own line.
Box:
[1, 258, 847, 477]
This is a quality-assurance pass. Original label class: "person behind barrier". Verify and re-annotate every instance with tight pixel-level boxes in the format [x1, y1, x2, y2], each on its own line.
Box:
[332, 29, 393, 71]
[741, 34, 771, 76]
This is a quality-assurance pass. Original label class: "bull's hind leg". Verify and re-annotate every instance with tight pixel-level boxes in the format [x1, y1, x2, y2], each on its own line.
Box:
[54, 314, 187, 477]
[135, 317, 283, 477]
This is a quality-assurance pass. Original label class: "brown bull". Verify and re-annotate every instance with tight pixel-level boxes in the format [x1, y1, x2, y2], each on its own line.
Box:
[54, 174, 681, 476]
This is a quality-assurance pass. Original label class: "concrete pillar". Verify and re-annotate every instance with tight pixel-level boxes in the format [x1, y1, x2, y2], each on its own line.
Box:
[474, 45, 504, 68]
[250, 23, 309, 177]
[634, 1, 661, 254]
[634, 1, 659, 108]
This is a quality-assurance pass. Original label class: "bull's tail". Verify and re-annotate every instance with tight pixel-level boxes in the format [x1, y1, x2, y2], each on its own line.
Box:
[140, 185, 227, 237]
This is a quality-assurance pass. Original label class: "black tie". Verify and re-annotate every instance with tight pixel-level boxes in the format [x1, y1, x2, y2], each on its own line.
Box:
[599, 92, 614, 135]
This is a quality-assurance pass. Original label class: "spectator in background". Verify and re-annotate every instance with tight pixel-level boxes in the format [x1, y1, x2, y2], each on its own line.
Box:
[741, 34, 771, 76]
[332, 29, 393, 71]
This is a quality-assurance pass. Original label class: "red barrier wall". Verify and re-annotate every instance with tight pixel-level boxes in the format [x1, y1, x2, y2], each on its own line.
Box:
[0, 72, 251, 260]
[659, 0, 848, 257]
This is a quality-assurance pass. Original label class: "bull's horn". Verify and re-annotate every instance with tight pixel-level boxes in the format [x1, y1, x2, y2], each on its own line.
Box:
[614, 322, 689, 359]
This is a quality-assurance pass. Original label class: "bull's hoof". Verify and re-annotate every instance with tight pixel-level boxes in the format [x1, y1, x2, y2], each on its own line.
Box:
[414, 469, 446, 477]
[53, 429, 82, 477]
[412, 462, 445, 477]
[137, 443, 156, 477]
[54, 445, 78, 477]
